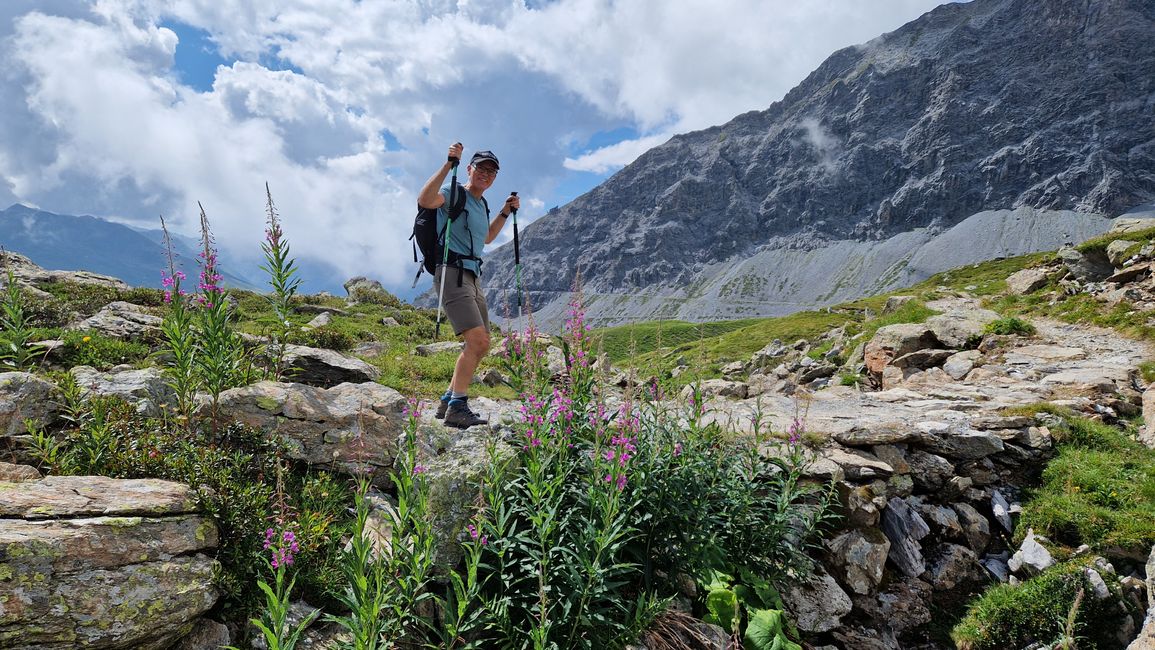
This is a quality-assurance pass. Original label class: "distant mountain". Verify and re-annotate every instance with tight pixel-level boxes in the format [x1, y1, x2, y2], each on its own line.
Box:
[477, 0, 1155, 329]
[0, 204, 261, 290]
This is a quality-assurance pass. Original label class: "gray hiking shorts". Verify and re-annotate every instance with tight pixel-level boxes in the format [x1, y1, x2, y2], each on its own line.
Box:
[435, 266, 489, 335]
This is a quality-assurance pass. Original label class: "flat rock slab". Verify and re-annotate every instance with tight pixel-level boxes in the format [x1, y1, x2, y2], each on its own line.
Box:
[1003, 345, 1087, 363]
[0, 476, 199, 518]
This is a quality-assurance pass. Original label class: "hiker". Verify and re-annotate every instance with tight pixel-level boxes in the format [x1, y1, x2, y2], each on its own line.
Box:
[418, 142, 519, 428]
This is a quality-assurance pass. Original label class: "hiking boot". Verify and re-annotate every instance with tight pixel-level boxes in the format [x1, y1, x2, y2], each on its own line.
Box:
[435, 395, 450, 419]
[444, 399, 487, 429]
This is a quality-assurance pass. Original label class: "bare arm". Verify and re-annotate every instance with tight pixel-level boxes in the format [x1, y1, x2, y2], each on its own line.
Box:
[417, 142, 463, 209]
[486, 193, 519, 244]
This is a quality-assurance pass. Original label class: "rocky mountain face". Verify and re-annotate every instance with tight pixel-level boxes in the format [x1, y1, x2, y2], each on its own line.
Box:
[479, 0, 1155, 330]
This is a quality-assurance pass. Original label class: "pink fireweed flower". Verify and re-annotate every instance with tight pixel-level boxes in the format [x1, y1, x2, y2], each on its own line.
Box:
[616, 474, 627, 490]
[788, 418, 803, 444]
[413, 464, 427, 476]
[674, 442, 683, 457]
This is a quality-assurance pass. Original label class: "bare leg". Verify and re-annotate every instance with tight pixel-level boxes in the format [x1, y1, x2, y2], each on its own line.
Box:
[451, 326, 491, 394]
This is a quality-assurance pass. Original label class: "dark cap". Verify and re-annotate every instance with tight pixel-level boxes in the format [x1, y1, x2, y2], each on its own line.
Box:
[470, 150, 499, 170]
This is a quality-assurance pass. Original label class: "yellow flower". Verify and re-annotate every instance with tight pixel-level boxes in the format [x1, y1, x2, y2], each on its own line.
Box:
[81, 336, 91, 343]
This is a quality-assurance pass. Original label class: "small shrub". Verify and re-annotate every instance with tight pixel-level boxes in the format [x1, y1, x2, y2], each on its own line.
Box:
[347, 286, 404, 309]
[1139, 360, 1155, 385]
[952, 560, 1135, 650]
[58, 330, 150, 369]
[294, 326, 355, 351]
[984, 317, 1036, 336]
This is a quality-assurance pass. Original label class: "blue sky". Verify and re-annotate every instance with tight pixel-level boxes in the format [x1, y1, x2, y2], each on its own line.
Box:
[0, 0, 951, 296]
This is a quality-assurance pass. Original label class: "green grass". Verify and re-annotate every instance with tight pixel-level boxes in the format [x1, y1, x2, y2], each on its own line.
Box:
[952, 559, 1135, 650]
[1017, 416, 1155, 552]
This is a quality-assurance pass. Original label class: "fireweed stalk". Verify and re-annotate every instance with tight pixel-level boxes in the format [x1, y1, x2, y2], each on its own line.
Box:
[387, 398, 436, 642]
[259, 183, 302, 381]
[158, 216, 197, 424]
[193, 203, 249, 425]
[0, 268, 42, 371]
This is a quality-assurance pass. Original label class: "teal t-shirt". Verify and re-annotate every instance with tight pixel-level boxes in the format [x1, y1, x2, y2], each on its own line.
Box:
[436, 185, 489, 276]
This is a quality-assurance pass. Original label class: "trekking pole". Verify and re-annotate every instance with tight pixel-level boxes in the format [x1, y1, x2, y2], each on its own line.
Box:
[435, 144, 461, 338]
[510, 191, 522, 319]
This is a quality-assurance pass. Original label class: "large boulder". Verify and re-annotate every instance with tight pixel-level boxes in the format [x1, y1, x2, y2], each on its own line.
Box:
[73, 301, 162, 340]
[925, 308, 1001, 349]
[1005, 268, 1050, 295]
[211, 381, 406, 480]
[864, 325, 940, 375]
[1058, 244, 1114, 282]
[0, 371, 60, 437]
[282, 344, 382, 388]
[71, 365, 175, 415]
[0, 475, 219, 649]
[880, 497, 931, 578]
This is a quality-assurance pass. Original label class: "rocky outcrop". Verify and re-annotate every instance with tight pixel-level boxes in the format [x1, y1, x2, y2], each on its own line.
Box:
[210, 381, 406, 480]
[71, 365, 174, 415]
[0, 474, 219, 649]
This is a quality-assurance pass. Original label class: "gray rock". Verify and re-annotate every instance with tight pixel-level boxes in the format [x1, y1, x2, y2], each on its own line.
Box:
[929, 544, 986, 591]
[926, 310, 1000, 349]
[953, 502, 992, 554]
[780, 568, 852, 633]
[0, 462, 40, 482]
[906, 450, 955, 492]
[70, 365, 175, 415]
[304, 312, 332, 328]
[0, 372, 60, 437]
[826, 528, 890, 595]
[942, 350, 981, 380]
[883, 296, 916, 314]
[353, 341, 390, 358]
[982, 556, 1011, 583]
[991, 490, 1014, 533]
[835, 422, 918, 446]
[1142, 385, 1155, 449]
[680, 379, 747, 401]
[880, 497, 930, 578]
[918, 423, 1005, 460]
[73, 301, 162, 339]
[171, 619, 231, 650]
[1059, 244, 1115, 282]
[283, 344, 381, 388]
[891, 349, 955, 370]
[1008, 529, 1055, 576]
[344, 276, 389, 299]
[1005, 268, 1050, 295]
[382, 317, 401, 327]
[1107, 239, 1142, 267]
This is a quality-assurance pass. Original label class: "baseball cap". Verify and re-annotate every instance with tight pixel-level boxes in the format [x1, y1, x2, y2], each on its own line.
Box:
[470, 150, 500, 170]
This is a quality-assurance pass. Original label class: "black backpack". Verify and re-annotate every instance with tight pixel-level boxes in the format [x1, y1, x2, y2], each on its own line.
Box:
[410, 183, 489, 287]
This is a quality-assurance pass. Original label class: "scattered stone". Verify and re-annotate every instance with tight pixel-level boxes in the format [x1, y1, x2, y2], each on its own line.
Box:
[1058, 244, 1114, 282]
[1008, 529, 1055, 576]
[928, 543, 986, 591]
[926, 310, 1001, 349]
[305, 312, 332, 328]
[883, 296, 916, 314]
[0, 461, 41, 482]
[211, 381, 406, 480]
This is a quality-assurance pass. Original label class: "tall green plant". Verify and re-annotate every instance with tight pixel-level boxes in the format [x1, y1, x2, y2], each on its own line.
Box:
[193, 203, 250, 424]
[158, 216, 197, 424]
[0, 269, 44, 370]
[259, 183, 302, 380]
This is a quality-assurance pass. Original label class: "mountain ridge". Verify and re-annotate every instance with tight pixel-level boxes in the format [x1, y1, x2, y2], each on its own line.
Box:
[475, 0, 1155, 329]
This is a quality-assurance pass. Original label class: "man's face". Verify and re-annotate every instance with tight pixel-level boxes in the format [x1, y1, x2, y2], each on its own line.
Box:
[469, 162, 498, 189]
